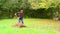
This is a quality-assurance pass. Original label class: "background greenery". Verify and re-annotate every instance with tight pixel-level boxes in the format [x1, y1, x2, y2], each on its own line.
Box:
[0, 0, 60, 19]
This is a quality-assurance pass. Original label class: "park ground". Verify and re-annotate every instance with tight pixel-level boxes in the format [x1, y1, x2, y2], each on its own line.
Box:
[0, 18, 60, 34]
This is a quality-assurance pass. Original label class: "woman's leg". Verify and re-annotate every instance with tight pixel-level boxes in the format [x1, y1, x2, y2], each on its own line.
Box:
[21, 18, 24, 24]
[18, 17, 20, 23]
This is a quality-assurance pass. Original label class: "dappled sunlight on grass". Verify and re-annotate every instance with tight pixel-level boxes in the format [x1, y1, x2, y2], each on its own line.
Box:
[0, 19, 60, 34]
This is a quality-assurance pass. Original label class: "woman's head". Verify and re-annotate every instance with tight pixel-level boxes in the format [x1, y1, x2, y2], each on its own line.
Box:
[20, 10, 23, 13]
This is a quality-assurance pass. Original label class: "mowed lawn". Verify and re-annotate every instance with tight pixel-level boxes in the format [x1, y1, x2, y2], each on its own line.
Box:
[0, 18, 60, 34]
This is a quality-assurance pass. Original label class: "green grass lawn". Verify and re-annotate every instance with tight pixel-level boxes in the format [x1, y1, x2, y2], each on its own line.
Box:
[0, 18, 60, 34]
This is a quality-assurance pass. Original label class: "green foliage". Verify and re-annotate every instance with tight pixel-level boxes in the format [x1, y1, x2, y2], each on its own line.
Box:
[0, 0, 60, 19]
